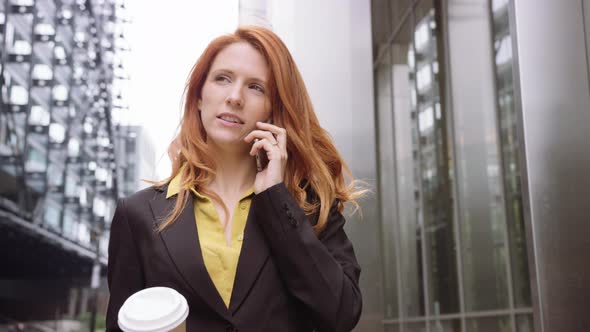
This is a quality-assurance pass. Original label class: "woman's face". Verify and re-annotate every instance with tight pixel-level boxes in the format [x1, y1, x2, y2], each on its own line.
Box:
[199, 42, 272, 150]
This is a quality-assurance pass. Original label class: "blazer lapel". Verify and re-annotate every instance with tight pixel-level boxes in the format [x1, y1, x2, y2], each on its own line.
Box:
[229, 204, 271, 314]
[148, 188, 229, 319]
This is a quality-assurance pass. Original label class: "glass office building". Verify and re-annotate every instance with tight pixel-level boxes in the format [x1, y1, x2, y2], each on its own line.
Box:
[117, 125, 156, 198]
[372, 0, 533, 331]
[0, 0, 131, 325]
[0, 0, 129, 253]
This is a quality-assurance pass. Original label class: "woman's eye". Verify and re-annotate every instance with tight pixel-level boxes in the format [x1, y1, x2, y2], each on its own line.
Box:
[250, 84, 265, 93]
[215, 75, 230, 83]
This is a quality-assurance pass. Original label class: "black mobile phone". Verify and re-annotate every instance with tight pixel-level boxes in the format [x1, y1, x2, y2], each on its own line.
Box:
[255, 139, 269, 172]
[255, 118, 272, 172]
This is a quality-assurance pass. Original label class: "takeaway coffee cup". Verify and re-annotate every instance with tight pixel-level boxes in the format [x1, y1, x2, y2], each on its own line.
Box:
[118, 287, 189, 332]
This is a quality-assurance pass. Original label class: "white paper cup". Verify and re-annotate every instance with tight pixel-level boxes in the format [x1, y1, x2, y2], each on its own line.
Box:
[118, 287, 189, 332]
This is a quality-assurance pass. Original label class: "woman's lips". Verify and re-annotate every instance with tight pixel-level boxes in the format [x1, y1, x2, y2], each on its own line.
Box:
[217, 113, 244, 124]
[217, 117, 244, 127]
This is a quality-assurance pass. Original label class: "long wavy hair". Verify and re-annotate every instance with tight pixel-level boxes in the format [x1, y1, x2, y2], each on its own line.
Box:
[152, 26, 366, 234]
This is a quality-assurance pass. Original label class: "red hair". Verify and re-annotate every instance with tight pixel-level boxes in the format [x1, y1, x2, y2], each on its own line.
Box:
[153, 26, 366, 234]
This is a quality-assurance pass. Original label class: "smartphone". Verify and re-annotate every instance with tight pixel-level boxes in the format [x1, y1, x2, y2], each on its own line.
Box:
[255, 118, 272, 172]
[254, 138, 269, 172]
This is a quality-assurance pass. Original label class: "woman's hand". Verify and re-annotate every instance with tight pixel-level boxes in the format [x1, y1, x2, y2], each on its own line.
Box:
[244, 121, 288, 194]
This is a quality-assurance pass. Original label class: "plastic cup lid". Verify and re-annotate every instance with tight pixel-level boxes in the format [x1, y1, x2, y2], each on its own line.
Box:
[118, 287, 189, 332]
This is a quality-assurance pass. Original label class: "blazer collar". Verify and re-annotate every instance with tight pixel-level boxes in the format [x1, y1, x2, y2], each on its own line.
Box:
[148, 185, 270, 317]
[165, 169, 255, 201]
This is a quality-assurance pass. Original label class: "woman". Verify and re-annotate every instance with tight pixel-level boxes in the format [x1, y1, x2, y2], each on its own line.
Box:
[106, 26, 365, 332]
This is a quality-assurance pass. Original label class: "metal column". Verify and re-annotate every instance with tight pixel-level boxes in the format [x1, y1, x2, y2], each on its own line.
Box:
[511, 1, 590, 331]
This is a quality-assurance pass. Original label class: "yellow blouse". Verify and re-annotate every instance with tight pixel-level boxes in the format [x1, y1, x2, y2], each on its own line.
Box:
[166, 173, 254, 308]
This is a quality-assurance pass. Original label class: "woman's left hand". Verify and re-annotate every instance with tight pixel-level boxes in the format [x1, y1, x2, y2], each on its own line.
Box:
[244, 121, 288, 194]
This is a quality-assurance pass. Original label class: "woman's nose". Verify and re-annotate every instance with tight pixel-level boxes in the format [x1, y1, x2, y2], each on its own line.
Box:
[226, 87, 243, 108]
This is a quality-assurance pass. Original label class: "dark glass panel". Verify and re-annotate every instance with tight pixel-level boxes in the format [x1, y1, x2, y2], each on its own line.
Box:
[429, 319, 461, 332]
[491, 0, 532, 308]
[466, 316, 511, 332]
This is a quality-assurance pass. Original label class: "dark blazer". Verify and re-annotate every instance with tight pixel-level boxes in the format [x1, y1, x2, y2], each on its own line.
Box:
[106, 182, 362, 332]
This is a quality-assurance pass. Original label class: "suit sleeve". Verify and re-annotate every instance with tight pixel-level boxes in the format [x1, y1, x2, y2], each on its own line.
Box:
[251, 182, 362, 332]
[105, 198, 145, 332]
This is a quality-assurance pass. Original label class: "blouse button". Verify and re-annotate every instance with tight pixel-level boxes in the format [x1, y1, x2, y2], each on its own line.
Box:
[237, 234, 244, 241]
[240, 203, 247, 210]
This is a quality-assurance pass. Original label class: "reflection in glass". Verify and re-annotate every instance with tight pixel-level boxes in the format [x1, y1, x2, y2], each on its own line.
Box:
[467, 316, 511, 332]
[430, 319, 461, 332]
[373, 0, 534, 328]
[404, 322, 427, 332]
[446, 0, 511, 311]
[410, 0, 459, 315]
[516, 314, 534, 332]
[391, 12, 425, 318]
[384, 323, 400, 332]
[491, 0, 531, 308]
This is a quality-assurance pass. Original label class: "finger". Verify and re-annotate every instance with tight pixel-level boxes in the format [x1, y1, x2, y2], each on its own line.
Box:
[249, 138, 267, 156]
[244, 130, 278, 145]
[249, 139, 260, 156]
[255, 121, 283, 134]
[275, 127, 287, 149]
[249, 138, 279, 157]
[256, 122, 287, 148]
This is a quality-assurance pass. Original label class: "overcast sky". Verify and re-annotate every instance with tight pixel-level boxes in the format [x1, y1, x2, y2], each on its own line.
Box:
[124, 1, 239, 180]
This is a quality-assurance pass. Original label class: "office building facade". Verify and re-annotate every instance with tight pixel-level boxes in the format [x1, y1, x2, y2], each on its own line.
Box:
[373, 0, 531, 330]
[0, 0, 130, 327]
[116, 125, 156, 198]
[372, 0, 590, 331]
